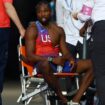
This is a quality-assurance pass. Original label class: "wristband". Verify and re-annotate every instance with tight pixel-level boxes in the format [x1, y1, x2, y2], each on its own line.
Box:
[48, 57, 53, 62]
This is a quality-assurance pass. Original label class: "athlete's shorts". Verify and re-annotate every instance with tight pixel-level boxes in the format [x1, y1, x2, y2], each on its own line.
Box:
[35, 61, 72, 73]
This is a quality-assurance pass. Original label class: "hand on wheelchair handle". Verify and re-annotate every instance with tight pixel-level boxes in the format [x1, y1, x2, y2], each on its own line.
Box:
[79, 27, 86, 37]
[20, 54, 27, 62]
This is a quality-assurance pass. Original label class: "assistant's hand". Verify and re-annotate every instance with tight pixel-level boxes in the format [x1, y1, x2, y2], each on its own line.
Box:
[19, 27, 25, 38]
[79, 20, 89, 37]
[79, 27, 86, 37]
[79, 19, 93, 37]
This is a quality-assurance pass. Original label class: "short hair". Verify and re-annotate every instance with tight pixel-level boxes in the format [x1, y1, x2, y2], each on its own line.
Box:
[35, 0, 51, 11]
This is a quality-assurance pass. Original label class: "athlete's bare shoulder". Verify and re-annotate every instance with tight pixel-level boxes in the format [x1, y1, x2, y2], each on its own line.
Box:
[50, 22, 59, 28]
[50, 22, 65, 34]
[25, 21, 38, 38]
[28, 21, 37, 30]
[27, 21, 38, 33]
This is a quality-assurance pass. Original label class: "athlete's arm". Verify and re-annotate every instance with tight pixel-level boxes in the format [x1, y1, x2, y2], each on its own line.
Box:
[52, 27, 76, 67]
[25, 23, 47, 64]
[59, 27, 76, 69]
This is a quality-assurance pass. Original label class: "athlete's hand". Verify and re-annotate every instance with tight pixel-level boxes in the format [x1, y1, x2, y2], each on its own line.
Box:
[53, 56, 66, 66]
[69, 58, 77, 72]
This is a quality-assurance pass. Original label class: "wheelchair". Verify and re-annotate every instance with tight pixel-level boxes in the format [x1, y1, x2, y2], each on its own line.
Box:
[17, 37, 80, 105]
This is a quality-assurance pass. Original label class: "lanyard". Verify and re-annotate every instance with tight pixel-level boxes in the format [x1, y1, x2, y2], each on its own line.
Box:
[65, 0, 73, 11]
[65, 0, 96, 10]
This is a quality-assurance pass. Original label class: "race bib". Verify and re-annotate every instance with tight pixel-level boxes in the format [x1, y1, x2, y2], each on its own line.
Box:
[81, 4, 93, 16]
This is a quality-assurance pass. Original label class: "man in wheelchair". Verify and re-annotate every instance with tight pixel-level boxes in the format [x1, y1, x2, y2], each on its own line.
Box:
[23, 0, 94, 105]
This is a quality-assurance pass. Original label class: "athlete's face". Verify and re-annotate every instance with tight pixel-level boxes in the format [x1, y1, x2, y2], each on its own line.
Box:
[36, 4, 51, 24]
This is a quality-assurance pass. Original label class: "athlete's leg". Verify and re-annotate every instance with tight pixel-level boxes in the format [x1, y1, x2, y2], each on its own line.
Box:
[37, 61, 68, 104]
[71, 59, 94, 103]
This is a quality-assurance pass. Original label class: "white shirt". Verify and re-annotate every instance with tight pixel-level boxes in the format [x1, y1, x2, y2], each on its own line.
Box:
[91, 0, 105, 23]
[56, 0, 89, 45]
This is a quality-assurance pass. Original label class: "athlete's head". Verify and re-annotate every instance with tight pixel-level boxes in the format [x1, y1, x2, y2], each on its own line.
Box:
[36, 0, 51, 25]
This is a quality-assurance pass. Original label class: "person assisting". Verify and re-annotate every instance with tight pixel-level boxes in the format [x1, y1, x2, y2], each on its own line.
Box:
[0, 0, 25, 104]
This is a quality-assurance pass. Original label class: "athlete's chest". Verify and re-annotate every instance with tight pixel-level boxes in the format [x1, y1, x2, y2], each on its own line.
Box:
[37, 28, 60, 46]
